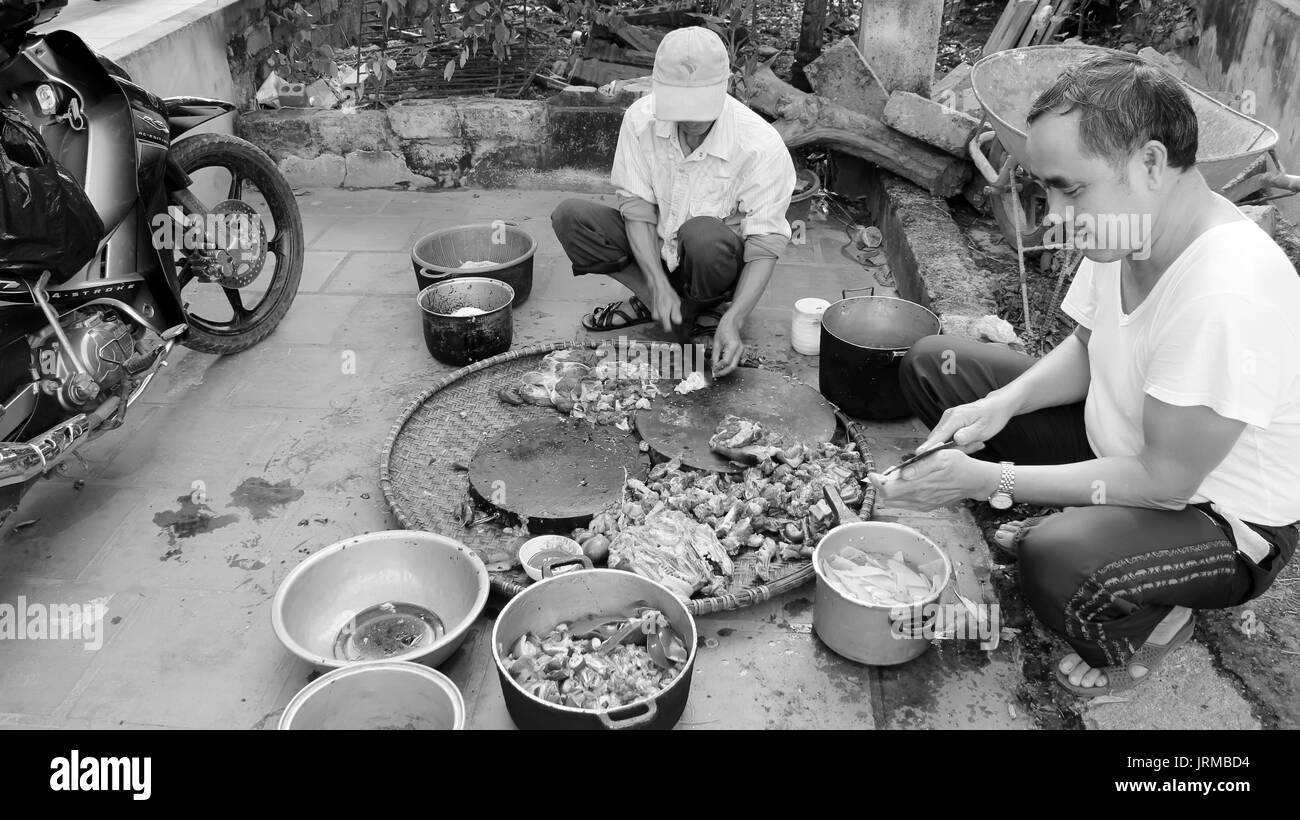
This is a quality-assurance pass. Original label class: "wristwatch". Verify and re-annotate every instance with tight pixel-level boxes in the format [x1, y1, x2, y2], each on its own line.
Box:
[988, 461, 1015, 510]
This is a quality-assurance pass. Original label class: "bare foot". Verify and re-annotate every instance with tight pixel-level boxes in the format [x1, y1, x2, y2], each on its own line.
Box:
[992, 520, 1026, 552]
[1057, 606, 1194, 689]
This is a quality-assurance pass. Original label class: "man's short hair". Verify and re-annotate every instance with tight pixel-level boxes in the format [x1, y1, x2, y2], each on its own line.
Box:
[1026, 52, 1198, 171]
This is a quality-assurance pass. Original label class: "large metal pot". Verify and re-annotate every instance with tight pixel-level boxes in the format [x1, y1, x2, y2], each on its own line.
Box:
[491, 566, 698, 730]
[813, 522, 952, 666]
[819, 288, 941, 420]
[418, 277, 514, 366]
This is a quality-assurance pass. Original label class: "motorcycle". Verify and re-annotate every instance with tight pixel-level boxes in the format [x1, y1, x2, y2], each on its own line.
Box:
[0, 0, 303, 526]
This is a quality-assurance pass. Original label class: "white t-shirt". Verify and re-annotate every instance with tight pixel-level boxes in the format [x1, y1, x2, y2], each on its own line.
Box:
[1061, 217, 1300, 526]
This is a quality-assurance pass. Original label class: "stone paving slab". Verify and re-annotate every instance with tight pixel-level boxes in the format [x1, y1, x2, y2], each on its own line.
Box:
[63, 589, 298, 729]
[309, 216, 423, 253]
[325, 252, 418, 295]
[0, 484, 158, 583]
[0, 581, 143, 720]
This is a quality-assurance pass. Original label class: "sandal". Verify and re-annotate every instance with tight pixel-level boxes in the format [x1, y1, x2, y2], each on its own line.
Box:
[990, 516, 1047, 559]
[581, 296, 654, 332]
[687, 306, 727, 338]
[1054, 613, 1196, 698]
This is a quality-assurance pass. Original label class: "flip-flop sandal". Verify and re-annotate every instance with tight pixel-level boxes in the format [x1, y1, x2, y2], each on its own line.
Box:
[1054, 614, 1196, 699]
[990, 516, 1047, 559]
[581, 296, 654, 332]
[688, 307, 726, 338]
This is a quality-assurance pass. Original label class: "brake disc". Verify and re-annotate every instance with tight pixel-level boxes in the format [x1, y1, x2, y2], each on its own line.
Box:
[202, 199, 268, 288]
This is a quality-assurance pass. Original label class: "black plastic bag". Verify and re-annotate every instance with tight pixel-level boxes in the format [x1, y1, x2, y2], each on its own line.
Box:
[0, 103, 105, 282]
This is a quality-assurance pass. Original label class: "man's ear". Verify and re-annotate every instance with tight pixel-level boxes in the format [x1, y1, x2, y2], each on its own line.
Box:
[1137, 140, 1169, 189]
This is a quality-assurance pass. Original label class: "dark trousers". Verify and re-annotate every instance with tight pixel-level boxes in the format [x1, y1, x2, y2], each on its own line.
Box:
[550, 199, 743, 337]
[900, 335, 1297, 668]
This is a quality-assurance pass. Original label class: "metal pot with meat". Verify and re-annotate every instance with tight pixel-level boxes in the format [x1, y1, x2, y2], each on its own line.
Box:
[491, 561, 698, 730]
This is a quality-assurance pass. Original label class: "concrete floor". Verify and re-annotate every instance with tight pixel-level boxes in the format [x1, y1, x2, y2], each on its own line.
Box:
[0, 188, 1038, 729]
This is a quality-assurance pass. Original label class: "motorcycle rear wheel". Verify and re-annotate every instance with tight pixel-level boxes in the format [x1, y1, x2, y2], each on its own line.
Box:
[167, 133, 303, 355]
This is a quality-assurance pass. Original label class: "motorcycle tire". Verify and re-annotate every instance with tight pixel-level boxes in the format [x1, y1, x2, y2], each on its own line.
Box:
[167, 132, 304, 355]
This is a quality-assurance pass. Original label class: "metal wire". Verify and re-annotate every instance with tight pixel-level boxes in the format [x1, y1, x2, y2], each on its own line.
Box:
[360, 0, 559, 101]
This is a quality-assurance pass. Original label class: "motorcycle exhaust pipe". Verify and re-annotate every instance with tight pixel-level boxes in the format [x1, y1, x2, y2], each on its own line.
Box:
[0, 396, 122, 488]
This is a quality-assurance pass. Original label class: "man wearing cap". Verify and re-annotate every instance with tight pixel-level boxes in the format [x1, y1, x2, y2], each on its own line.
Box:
[551, 26, 796, 376]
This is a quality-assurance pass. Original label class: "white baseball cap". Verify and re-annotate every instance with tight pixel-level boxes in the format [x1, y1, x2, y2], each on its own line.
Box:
[652, 27, 730, 122]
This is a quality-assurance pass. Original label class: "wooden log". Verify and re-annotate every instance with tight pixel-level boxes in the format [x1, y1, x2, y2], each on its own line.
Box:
[583, 41, 656, 68]
[622, 3, 704, 27]
[984, 0, 1026, 54]
[1041, 0, 1076, 43]
[609, 21, 666, 54]
[792, 0, 830, 91]
[739, 65, 970, 197]
[1017, 1, 1054, 48]
[984, 0, 1017, 52]
[569, 58, 649, 88]
[984, 0, 1037, 54]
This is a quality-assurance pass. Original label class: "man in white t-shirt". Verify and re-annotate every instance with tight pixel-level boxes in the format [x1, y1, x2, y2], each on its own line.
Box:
[869, 52, 1299, 698]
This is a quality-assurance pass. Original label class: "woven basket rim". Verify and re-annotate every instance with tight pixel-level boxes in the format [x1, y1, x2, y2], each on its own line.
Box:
[378, 340, 878, 615]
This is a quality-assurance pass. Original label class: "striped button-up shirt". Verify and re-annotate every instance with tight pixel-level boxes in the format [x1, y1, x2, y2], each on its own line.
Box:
[610, 93, 796, 271]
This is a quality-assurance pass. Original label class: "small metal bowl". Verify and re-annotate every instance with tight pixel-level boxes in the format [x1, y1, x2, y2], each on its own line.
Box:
[272, 530, 489, 670]
[278, 661, 466, 730]
[518, 535, 584, 582]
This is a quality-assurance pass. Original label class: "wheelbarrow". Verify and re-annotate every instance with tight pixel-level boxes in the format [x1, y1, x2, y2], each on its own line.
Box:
[966, 45, 1300, 332]
[969, 44, 1300, 249]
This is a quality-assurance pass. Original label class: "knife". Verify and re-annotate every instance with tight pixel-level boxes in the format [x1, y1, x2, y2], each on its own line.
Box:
[876, 438, 960, 480]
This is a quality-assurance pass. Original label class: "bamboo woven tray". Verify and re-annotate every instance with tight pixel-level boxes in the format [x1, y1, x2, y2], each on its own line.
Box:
[379, 341, 878, 615]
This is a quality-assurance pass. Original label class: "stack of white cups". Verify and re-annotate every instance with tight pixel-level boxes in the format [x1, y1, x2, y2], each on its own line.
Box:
[791, 297, 830, 355]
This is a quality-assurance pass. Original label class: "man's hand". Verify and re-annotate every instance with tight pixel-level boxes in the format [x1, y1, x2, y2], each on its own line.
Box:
[918, 393, 1018, 455]
[712, 315, 744, 376]
[650, 283, 682, 334]
[866, 449, 998, 511]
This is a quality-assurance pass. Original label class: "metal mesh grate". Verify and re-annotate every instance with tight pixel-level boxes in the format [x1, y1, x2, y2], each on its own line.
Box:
[358, 0, 556, 101]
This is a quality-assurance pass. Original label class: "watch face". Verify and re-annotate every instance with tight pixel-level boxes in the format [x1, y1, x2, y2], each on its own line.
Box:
[990, 493, 1013, 510]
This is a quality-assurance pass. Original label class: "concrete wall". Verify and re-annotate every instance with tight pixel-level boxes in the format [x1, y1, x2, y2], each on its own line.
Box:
[1192, 0, 1300, 221]
[239, 101, 617, 192]
[116, 16, 235, 103]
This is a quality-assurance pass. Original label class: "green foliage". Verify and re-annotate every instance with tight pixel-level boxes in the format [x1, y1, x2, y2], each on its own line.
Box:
[264, 0, 621, 90]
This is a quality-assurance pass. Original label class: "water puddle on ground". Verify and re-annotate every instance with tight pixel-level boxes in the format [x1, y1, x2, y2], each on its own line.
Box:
[152, 494, 239, 550]
[230, 477, 304, 521]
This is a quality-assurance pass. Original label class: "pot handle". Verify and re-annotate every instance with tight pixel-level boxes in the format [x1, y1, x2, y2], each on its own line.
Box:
[597, 698, 659, 730]
[889, 605, 939, 640]
[419, 266, 454, 280]
[862, 349, 909, 367]
[541, 554, 594, 578]
[841, 286, 875, 299]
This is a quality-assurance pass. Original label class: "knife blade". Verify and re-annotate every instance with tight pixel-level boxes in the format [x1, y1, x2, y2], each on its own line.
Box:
[877, 438, 960, 479]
